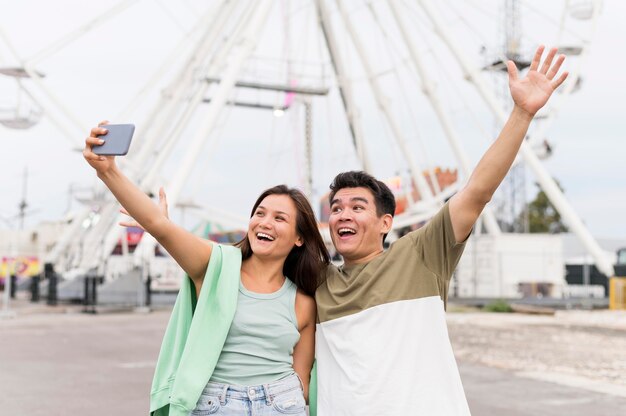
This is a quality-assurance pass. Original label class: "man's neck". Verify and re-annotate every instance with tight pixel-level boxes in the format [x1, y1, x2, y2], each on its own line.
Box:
[343, 248, 384, 267]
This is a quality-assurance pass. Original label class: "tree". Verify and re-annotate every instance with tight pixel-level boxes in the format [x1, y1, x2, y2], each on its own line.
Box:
[523, 181, 569, 233]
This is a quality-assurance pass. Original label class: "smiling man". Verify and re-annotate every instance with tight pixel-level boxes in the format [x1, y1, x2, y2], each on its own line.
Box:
[313, 46, 568, 415]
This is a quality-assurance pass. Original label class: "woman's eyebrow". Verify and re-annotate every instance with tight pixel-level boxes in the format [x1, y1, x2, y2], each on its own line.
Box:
[258, 205, 290, 217]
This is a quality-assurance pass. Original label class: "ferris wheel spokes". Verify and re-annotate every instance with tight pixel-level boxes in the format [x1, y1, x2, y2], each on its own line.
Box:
[417, 0, 614, 277]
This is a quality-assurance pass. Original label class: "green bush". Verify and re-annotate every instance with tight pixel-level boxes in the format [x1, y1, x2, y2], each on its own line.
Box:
[483, 299, 513, 313]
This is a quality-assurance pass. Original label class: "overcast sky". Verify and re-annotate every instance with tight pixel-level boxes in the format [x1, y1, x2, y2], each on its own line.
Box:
[1, 0, 624, 241]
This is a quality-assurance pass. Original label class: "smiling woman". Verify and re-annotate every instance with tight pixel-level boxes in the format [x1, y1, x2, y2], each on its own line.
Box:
[82, 124, 329, 416]
[237, 186, 326, 297]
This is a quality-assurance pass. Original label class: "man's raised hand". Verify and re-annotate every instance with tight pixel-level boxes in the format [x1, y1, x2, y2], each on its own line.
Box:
[507, 45, 569, 118]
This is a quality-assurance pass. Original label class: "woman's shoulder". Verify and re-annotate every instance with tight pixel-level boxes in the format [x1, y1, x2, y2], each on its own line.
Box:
[295, 288, 316, 322]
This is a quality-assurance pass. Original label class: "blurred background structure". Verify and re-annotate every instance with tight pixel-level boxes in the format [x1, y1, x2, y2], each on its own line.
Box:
[1, 0, 625, 311]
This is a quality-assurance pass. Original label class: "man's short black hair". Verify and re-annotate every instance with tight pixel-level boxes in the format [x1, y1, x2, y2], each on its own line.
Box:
[329, 171, 396, 218]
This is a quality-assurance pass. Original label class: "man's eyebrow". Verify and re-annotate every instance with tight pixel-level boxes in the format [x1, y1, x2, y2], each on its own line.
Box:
[330, 197, 370, 206]
[351, 197, 369, 204]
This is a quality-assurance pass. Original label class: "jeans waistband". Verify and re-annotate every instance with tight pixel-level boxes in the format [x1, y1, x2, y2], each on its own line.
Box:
[202, 373, 302, 405]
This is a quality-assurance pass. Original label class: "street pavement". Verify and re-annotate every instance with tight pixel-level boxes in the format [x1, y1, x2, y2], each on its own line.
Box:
[1, 302, 625, 415]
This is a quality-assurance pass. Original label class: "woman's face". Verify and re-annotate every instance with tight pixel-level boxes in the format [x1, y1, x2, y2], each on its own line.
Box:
[248, 194, 302, 260]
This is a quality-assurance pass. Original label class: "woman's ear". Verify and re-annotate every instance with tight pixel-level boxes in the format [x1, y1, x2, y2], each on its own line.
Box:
[295, 235, 303, 247]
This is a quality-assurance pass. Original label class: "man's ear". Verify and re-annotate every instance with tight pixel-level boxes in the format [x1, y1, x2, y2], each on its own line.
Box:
[380, 214, 393, 235]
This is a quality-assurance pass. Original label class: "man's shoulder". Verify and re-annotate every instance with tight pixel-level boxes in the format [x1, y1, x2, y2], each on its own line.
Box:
[398, 203, 450, 245]
[323, 263, 341, 276]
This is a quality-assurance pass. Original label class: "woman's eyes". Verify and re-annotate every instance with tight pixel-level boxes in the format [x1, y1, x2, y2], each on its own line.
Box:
[254, 211, 286, 221]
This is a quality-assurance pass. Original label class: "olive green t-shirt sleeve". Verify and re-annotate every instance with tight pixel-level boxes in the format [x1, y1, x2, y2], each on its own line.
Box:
[410, 201, 466, 283]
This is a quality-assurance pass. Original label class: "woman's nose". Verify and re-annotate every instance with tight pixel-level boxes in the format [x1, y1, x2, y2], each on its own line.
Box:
[259, 216, 273, 228]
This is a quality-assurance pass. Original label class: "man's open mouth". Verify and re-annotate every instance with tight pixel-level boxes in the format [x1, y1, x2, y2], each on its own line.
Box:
[337, 227, 356, 237]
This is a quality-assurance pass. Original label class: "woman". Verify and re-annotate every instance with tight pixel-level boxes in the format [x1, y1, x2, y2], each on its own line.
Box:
[83, 122, 329, 416]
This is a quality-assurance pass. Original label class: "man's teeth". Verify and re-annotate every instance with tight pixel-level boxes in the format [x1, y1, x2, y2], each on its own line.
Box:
[257, 232, 275, 241]
[338, 228, 356, 236]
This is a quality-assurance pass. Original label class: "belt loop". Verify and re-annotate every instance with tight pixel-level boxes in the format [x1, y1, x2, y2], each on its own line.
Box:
[219, 384, 229, 406]
[263, 383, 272, 405]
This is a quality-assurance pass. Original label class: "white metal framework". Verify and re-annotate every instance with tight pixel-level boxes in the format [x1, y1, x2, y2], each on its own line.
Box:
[0, 0, 613, 281]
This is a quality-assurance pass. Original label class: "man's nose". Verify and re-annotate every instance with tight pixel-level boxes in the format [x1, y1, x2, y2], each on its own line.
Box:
[338, 210, 352, 221]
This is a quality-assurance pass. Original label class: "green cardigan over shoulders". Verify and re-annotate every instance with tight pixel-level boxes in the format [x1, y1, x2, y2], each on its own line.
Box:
[150, 243, 241, 416]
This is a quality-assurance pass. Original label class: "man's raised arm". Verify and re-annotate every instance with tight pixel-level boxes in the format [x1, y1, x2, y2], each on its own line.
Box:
[449, 45, 568, 242]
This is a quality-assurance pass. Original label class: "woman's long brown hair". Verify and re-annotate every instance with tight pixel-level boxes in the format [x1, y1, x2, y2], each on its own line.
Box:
[235, 185, 330, 297]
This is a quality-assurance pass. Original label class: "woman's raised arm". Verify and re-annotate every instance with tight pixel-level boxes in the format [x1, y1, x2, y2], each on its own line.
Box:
[83, 122, 212, 291]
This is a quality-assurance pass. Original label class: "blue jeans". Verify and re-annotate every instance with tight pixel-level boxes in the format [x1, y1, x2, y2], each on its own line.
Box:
[190, 373, 307, 415]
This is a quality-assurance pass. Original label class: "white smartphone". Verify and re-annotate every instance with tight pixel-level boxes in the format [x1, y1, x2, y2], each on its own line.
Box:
[93, 124, 135, 156]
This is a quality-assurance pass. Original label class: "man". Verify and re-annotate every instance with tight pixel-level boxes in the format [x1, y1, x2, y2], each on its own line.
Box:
[313, 46, 568, 415]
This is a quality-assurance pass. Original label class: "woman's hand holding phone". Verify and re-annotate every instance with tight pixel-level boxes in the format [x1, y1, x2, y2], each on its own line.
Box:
[83, 121, 118, 176]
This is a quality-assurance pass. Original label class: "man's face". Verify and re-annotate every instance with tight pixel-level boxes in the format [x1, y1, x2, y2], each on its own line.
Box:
[329, 187, 392, 265]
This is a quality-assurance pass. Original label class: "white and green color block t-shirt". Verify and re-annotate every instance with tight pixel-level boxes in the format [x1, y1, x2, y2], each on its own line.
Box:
[315, 202, 471, 415]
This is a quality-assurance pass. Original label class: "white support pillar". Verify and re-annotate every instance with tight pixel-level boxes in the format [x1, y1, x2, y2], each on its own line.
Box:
[132, 0, 275, 261]
[303, 99, 314, 198]
[136, 0, 255, 189]
[41, 4, 227, 272]
[0, 28, 85, 148]
[315, 0, 371, 172]
[335, 0, 436, 206]
[386, 0, 501, 235]
[74, 1, 245, 274]
[128, 0, 238, 172]
[115, 0, 227, 121]
[26, 0, 139, 65]
[418, 0, 614, 277]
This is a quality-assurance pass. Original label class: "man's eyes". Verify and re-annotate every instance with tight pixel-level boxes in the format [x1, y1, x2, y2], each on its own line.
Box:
[331, 205, 365, 213]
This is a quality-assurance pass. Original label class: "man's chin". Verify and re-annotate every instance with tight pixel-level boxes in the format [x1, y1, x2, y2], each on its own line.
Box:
[334, 245, 355, 260]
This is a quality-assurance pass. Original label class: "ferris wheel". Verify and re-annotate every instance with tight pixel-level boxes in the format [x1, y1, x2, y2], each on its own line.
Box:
[0, 0, 612, 278]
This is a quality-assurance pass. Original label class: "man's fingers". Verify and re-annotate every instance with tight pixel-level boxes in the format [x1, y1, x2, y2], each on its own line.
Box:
[506, 60, 519, 82]
[529, 45, 545, 72]
[551, 71, 569, 90]
[539, 47, 558, 74]
[546, 54, 566, 80]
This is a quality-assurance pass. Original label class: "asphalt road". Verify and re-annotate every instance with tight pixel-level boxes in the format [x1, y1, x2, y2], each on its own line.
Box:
[1, 305, 625, 415]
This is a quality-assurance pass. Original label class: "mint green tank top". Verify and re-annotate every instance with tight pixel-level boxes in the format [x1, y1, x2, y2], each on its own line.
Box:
[209, 277, 300, 385]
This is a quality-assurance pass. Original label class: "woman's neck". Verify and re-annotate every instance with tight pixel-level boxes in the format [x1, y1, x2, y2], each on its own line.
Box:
[241, 256, 286, 292]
